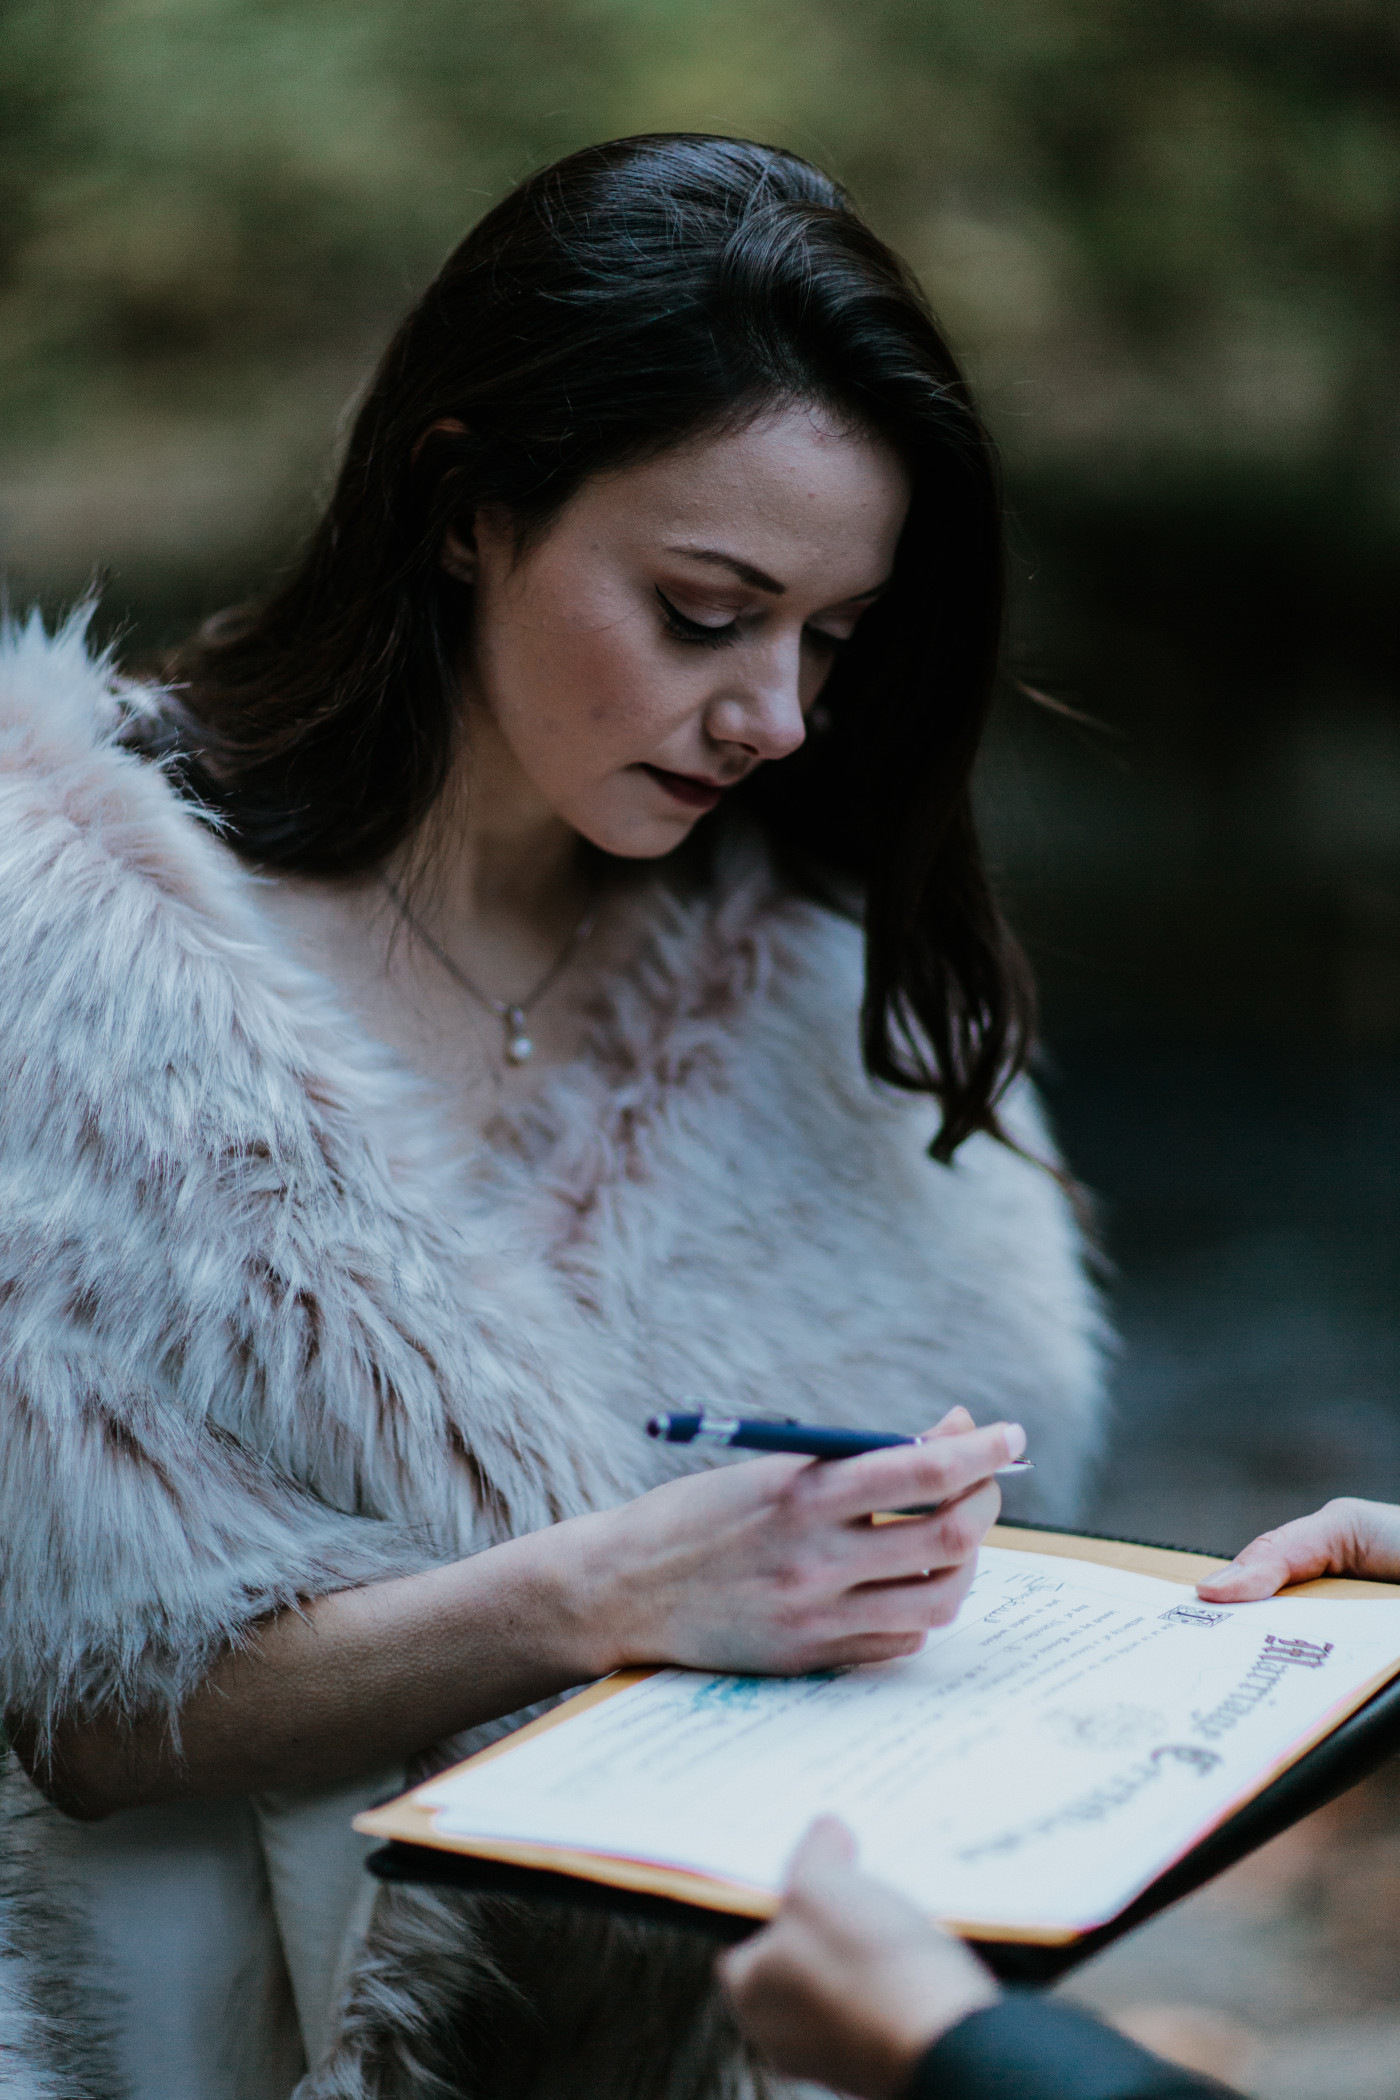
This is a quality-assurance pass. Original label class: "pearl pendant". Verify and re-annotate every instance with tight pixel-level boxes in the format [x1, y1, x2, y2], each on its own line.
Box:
[503, 1007, 533, 1065]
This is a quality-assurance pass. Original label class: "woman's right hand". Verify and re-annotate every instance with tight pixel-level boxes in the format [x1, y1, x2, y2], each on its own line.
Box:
[567, 1406, 1023, 1678]
[1196, 1497, 1400, 1602]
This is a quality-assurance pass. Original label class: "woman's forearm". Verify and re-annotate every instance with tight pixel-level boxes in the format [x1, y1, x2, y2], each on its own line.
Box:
[25, 1514, 619, 1818]
[23, 1414, 1021, 1818]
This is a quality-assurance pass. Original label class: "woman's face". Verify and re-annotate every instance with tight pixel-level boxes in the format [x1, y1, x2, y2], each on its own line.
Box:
[451, 401, 911, 858]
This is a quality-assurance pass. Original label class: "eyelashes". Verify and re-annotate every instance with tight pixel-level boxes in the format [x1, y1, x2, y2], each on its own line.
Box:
[655, 588, 851, 656]
[655, 589, 739, 650]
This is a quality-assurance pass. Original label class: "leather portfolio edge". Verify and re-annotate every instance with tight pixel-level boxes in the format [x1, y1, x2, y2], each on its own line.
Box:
[354, 1522, 1400, 1948]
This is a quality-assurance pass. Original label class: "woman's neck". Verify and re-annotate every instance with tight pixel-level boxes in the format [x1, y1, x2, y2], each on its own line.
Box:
[396, 703, 594, 982]
[257, 704, 614, 1134]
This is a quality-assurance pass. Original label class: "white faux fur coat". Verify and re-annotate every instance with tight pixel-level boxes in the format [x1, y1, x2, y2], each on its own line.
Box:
[0, 614, 1107, 2099]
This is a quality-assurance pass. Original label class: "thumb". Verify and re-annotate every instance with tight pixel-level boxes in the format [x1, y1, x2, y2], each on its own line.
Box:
[1197, 1533, 1294, 1602]
[785, 1815, 858, 1890]
[1199, 1499, 1400, 1600]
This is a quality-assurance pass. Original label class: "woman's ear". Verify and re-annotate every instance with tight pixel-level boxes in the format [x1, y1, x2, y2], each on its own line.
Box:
[412, 419, 475, 583]
[440, 524, 476, 584]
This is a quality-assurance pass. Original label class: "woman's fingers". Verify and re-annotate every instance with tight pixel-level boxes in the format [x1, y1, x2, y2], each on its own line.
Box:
[594, 1418, 1017, 1678]
[851, 1549, 982, 1632]
[1197, 1498, 1400, 1601]
[812, 1421, 1024, 1525]
[718, 1508, 988, 1675]
[855, 1481, 1002, 1588]
[788, 1519, 990, 1665]
[926, 1405, 976, 1437]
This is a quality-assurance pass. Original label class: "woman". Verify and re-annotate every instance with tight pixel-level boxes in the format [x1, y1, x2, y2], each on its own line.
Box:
[0, 135, 1105, 2098]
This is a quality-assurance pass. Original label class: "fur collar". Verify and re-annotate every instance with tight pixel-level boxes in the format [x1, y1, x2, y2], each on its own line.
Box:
[0, 609, 1105, 1740]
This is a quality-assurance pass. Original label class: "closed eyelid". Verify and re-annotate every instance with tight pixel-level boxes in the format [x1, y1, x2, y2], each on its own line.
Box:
[807, 604, 873, 645]
[655, 582, 871, 654]
[654, 588, 742, 649]
[655, 587, 737, 620]
[656, 579, 748, 620]
[825, 588, 884, 619]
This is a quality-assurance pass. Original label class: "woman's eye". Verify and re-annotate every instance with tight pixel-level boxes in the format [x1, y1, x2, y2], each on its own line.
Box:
[655, 589, 740, 649]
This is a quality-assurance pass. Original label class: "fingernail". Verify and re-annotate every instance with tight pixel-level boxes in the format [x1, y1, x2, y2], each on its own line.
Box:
[1003, 1422, 1027, 1461]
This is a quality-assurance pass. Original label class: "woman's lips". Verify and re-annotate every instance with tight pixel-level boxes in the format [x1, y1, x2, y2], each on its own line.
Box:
[639, 764, 728, 811]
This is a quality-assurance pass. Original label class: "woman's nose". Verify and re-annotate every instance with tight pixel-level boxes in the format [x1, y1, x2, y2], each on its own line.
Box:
[706, 637, 808, 762]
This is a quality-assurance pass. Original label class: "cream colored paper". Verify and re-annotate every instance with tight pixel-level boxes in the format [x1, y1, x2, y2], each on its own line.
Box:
[411, 1546, 1400, 1937]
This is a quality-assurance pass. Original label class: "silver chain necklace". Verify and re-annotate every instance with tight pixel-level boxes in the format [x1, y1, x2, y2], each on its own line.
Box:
[381, 875, 600, 1066]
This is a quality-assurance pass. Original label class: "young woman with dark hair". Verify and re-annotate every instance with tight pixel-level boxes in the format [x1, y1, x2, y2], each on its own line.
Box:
[153, 131, 1021, 1157]
[0, 136, 1104, 2099]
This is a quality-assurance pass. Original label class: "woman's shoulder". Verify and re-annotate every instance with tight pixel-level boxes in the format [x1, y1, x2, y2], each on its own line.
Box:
[0, 611, 368, 1166]
[0, 607, 255, 949]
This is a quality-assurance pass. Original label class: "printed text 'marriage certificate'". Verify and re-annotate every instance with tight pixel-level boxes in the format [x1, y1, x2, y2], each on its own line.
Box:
[421, 1548, 1400, 1934]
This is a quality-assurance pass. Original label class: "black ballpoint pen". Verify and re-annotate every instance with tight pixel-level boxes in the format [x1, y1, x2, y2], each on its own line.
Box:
[645, 1408, 1033, 1473]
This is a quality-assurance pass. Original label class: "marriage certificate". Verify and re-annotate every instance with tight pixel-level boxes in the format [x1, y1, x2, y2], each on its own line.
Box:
[387, 1546, 1400, 1938]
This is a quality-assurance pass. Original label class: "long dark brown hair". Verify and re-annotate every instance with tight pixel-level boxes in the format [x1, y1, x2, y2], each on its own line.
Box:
[146, 133, 1034, 1160]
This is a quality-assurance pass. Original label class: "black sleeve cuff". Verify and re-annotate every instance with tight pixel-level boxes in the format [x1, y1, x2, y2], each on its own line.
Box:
[906, 1997, 1242, 2100]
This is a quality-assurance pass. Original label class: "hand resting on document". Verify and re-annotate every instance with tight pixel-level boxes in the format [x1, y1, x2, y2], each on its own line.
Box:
[1197, 1498, 1400, 1602]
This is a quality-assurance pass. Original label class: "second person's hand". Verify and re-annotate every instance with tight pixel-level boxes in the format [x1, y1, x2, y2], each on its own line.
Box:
[1197, 1497, 1400, 1603]
[566, 1405, 1023, 1678]
[719, 1817, 1000, 2099]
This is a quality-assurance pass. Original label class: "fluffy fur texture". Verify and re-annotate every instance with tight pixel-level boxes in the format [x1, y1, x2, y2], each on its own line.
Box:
[0, 612, 1108, 2096]
[0, 1755, 121, 2099]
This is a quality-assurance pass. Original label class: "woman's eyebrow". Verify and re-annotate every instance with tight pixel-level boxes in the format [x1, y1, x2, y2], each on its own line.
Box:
[662, 546, 889, 601]
[663, 546, 787, 593]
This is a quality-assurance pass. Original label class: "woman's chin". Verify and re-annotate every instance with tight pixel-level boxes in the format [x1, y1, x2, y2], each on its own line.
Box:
[585, 820, 703, 861]
[568, 791, 710, 860]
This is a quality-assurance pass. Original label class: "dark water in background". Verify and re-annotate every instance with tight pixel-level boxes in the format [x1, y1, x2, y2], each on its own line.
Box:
[975, 597, 1400, 1561]
[1024, 1041, 1400, 1557]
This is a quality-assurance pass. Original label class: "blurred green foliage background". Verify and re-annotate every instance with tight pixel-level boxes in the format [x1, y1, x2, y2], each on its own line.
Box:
[2, 0, 1398, 1039]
